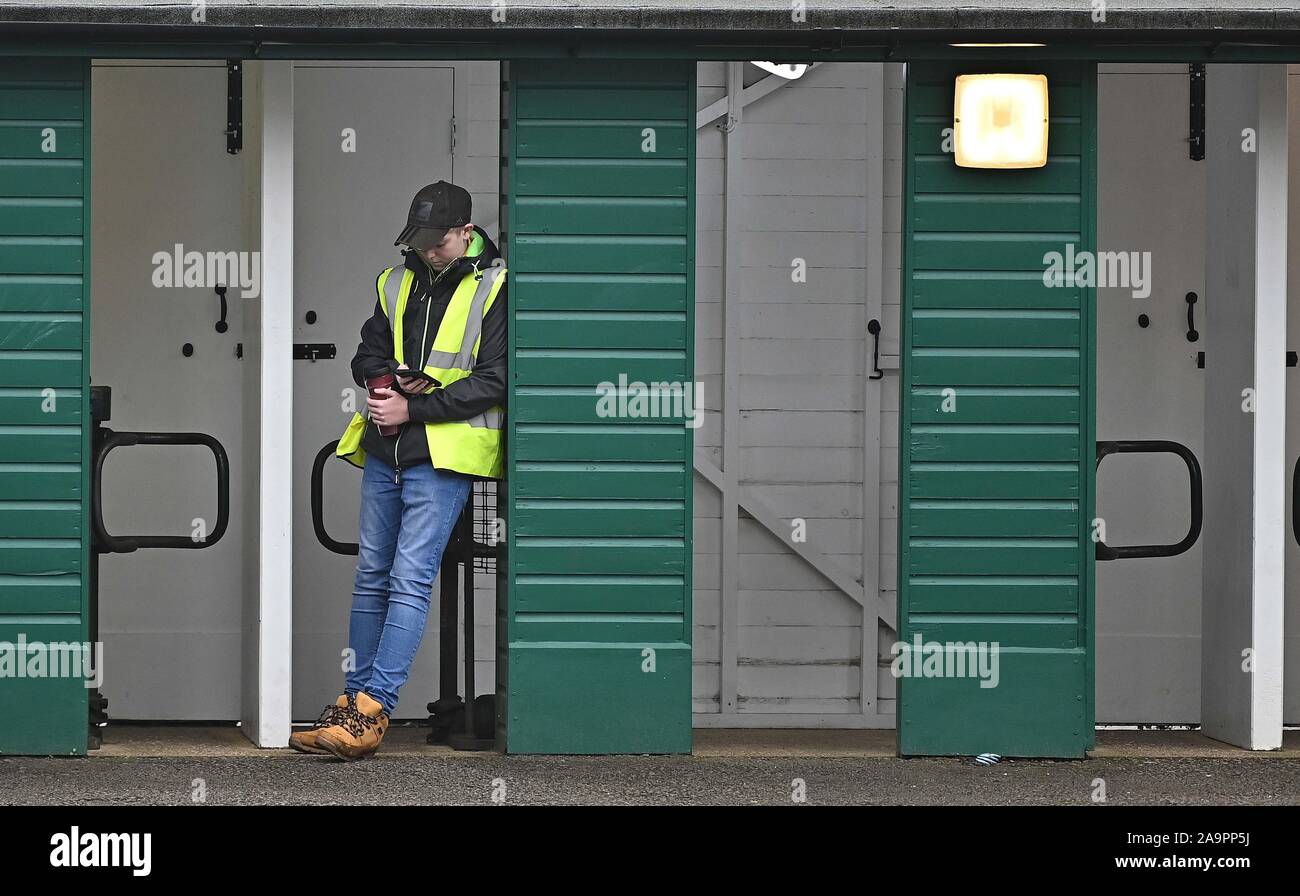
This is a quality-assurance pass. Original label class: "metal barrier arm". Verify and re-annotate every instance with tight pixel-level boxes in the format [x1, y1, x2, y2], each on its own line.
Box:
[309, 439, 501, 559]
[93, 429, 231, 554]
[311, 440, 359, 556]
[1095, 439, 1203, 561]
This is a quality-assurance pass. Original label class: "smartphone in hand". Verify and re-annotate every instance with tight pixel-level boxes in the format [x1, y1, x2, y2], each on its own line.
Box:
[394, 367, 440, 393]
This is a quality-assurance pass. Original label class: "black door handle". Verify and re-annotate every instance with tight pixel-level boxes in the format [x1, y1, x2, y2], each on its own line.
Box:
[867, 319, 883, 380]
[215, 284, 229, 334]
[1185, 292, 1199, 343]
[1095, 439, 1203, 561]
[311, 439, 359, 555]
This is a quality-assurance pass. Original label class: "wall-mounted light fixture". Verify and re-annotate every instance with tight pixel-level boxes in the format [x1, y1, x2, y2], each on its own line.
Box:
[953, 73, 1049, 169]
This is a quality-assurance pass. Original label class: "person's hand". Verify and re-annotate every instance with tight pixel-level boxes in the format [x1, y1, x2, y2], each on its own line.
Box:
[397, 374, 434, 394]
[367, 387, 410, 427]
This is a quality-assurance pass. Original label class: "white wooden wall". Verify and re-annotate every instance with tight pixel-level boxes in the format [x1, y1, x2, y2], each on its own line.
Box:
[691, 62, 901, 726]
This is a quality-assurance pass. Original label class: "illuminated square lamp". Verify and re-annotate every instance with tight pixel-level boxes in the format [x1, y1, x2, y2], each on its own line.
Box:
[953, 74, 1049, 169]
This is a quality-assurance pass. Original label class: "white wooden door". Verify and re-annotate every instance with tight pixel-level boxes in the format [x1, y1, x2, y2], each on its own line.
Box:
[291, 64, 455, 719]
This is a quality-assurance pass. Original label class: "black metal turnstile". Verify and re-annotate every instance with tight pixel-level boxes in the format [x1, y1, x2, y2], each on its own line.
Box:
[1094, 439, 1203, 561]
[312, 439, 497, 751]
[88, 386, 231, 748]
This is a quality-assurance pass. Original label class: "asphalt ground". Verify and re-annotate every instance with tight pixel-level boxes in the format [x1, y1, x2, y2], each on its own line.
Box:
[2, 727, 1297, 805]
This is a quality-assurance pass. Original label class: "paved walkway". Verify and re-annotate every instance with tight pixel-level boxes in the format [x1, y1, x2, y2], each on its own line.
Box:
[2, 728, 1296, 805]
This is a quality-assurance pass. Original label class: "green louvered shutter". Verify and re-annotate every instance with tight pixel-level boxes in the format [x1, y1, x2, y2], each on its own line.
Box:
[0, 58, 90, 755]
[898, 62, 1097, 758]
[501, 58, 695, 754]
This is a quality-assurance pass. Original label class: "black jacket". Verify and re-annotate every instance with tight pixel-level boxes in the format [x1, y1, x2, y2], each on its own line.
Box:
[349, 224, 507, 473]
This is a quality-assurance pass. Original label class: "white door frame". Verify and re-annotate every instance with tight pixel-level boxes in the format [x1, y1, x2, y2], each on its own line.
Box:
[240, 60, 295, 747]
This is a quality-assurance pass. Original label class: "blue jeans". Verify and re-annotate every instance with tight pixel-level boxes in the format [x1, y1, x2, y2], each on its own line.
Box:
[345, 455, 473, 716]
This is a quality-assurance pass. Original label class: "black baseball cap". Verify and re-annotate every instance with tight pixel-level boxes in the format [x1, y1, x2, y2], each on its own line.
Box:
[395, 180, 472, 251]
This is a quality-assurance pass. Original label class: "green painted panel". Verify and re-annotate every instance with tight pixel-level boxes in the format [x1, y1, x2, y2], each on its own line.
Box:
[516, 122, 690, 159]
[515, 389, 696, 424]
[513, 160, 689, 198]
[910, 349, 1080, 386]
[0, 464, 82, 500]
[0, 122, 84, 159]
[898, 650, 1089, 758]
[506, 644, 692, 754]
[512, 274, 686, 312]
[0, 275, 83, 311]
[0, 353, 82, 387]
[909, 576, 1080, 614]
[909, 501, 1079, 537]
[514, 537, 686, 576]
[0, 573, 81, 613]
[911, 311, 1080, 347]
[515, 616, 685, 643]
[514, 197, 689, 235]
[0, 237, 83, 273]
[910, 425, 1080, 461]
[0, 426, 81, 462]
[0, 314, 82, 349]
[0, 619, 89, 755]
[0, 539, 81, 574]
[909, 539, 1080, 575]
[514, 575, 685, 614]
[515, 311, 687, 349]
[899, 62, 1096, 758]
[910, 463, 1080, 500]
[514, 425, 686, 462]
[909, 388, 1081, 424]
[911, 194, 1082, 232]
[0, 58, 89, 757]
[512, 462, 686, 500]
[0, 502, 80, 537]
[513, 351, 687, 386]
[914, 617, 1080, 649]
[911, 272, 1081, 309]
[511, 234, 688, 272]
[910, 233, 1078, 271]
[0, 58, 84, 80]
[512, 500, 684, 537]
[0, 388, 81, 424]
[504, 58, 694, 754]
[0, 160, 83, 197]
[0, 87, 83, 119]
[0, 198, 82, 235]
[516, 86, 687, 120]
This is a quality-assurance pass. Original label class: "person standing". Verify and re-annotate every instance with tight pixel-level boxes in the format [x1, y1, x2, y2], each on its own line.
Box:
[290, 181, 507, 760]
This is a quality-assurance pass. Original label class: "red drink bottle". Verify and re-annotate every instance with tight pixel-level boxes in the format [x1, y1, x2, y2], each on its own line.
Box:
[366, 368, 401, 437]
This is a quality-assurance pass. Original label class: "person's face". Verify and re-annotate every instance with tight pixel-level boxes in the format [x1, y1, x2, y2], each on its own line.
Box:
[422, 224, 473, 270]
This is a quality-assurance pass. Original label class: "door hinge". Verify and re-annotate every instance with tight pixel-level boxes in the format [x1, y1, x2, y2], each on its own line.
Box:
[226, 59, 243, 155]
[1189, 63, 1205, 162]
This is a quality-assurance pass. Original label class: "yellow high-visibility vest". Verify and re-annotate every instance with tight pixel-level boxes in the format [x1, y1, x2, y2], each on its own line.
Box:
[335, 257, 506, 479]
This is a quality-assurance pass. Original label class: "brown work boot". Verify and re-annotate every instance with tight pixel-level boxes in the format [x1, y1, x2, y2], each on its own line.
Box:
[289, 694, 351, 754]
[314, 691, 390, 761]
